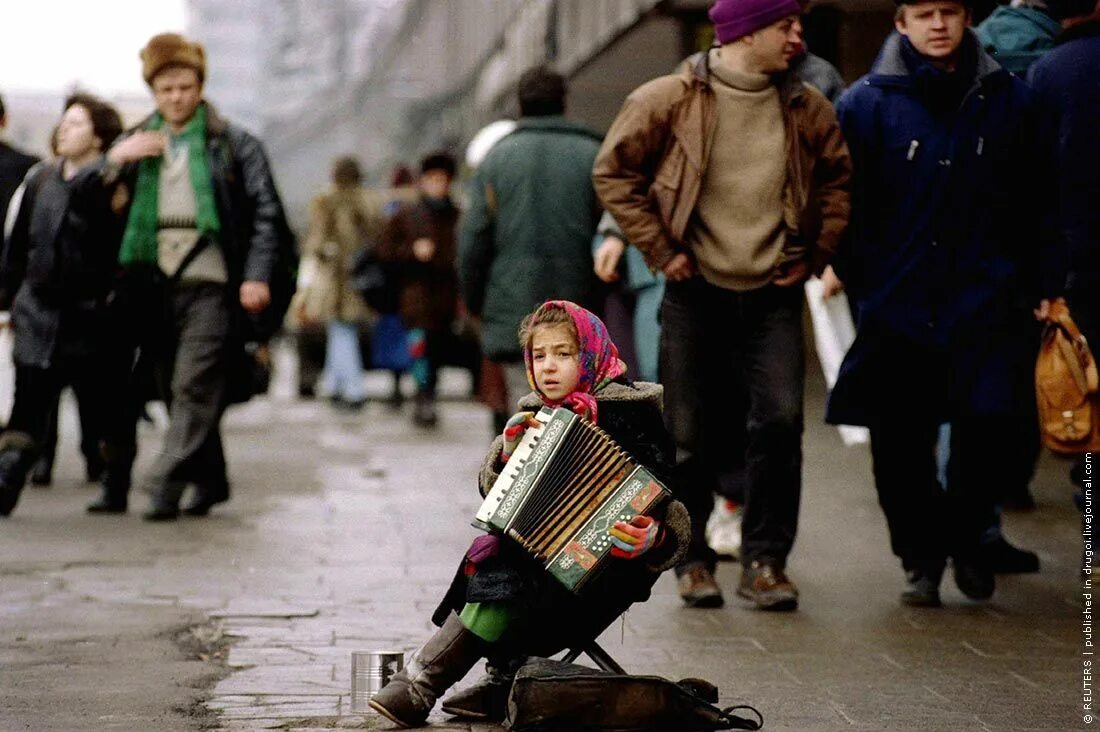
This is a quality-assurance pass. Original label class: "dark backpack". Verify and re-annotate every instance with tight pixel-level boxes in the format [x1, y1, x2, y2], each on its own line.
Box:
[504, 657, 762, 732]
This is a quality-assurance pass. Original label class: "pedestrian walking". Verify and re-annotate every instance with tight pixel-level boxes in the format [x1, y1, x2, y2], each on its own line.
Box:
[0, 93, 131, 517]
[368, 300, 688, 727]
[1028, 0, 1100, 516]
[99, 32, 294, 520]
[378, 151, 461, 428]
[297, 156, 373, 410]
[459, 65, 604, 434]
[594, 0, 851, 610]
[826, 0, 1044, 606]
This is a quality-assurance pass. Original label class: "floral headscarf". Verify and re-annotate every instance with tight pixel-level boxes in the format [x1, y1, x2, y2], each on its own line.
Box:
[523, 300, 627, 423]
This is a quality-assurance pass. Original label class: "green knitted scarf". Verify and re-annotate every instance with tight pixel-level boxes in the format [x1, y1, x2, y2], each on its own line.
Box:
[118, 104, 221, 265]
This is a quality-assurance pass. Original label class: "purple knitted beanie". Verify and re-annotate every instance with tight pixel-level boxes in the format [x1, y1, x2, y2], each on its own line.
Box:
[709, 0, 803, 44]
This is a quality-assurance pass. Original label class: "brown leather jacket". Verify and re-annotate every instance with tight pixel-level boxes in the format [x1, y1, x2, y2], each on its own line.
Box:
[593, 52, 851, 275]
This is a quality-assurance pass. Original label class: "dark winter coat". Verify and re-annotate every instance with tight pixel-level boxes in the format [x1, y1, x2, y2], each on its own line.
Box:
[458, 116, 604, 361]
[827, 32, 1042, 426]
[378, 195, 460, 332]
[2, 161, 125, 368]
[433, 380, 690, 656]
[0, 141, 39, 227]
[1028, 17, 1100, 339]
[106, 103, 296, 344]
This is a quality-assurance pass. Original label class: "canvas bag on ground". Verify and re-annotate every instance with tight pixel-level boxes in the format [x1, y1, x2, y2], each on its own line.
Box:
[1036, 298, 1100, 454]
[504, 657, 762, 732]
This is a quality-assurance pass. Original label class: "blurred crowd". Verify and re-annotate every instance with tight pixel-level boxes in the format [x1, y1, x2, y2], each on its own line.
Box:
[0, 0, 1096, 627]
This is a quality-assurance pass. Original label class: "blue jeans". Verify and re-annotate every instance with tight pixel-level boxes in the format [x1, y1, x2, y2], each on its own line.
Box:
[322, 320, 365, 401]
[633, 282, 664, 383]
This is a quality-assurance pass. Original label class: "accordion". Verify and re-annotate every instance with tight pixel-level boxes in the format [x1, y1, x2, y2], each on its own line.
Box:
[474, 407, 671, 592]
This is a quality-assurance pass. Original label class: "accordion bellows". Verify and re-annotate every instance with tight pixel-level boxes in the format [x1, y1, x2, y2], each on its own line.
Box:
[474, 407, 671, 592]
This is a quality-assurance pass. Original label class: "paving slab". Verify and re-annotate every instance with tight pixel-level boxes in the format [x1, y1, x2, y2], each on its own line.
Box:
[0, 362, 1087, 730]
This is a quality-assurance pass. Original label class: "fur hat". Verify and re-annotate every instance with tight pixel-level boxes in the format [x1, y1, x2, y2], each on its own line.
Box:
[140, 33, 206, 85]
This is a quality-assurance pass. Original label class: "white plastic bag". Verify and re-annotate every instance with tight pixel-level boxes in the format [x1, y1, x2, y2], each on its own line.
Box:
[804, 278, 869, 446]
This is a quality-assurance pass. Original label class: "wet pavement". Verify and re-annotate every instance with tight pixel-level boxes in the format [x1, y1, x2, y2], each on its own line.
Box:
[0, 346, 1088, 731]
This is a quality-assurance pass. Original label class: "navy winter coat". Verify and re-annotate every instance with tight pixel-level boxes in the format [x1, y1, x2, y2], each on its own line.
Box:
[1028, 20, 1100, 305]
[827, 32, 1042, 426]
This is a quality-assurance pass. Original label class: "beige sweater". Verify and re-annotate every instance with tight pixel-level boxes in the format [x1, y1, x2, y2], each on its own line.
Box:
[157, 141, 227, 283]
[686, 49, 788, 291]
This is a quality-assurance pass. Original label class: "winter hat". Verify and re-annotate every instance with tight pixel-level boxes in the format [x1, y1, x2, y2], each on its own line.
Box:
[140, 33, 206, 85]
[709, 0, 803, 44]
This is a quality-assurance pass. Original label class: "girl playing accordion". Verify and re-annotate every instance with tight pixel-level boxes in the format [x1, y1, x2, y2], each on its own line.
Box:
[371, 300, 690, 727]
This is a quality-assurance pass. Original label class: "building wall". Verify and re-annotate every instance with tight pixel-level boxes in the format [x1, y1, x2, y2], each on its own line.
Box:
[180, 0, 898, 229]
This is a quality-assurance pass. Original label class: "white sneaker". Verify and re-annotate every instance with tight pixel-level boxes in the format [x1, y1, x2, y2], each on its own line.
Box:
[706, 497, 742, 560]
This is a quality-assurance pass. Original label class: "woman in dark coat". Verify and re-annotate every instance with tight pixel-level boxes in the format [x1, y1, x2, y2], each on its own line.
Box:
[370, 301, 690, 727]
[0, 93, 132, 516]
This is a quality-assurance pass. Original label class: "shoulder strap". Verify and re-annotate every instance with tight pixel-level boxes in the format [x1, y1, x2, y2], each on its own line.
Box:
[167, 236, 214, 283]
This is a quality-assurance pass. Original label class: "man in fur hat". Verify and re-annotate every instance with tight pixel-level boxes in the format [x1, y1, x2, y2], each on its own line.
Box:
[91, 32, 293, 520]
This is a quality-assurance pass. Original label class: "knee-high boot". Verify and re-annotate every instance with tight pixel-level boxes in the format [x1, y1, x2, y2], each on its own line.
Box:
[440, 652, 524, 721]
[369, 612, 487, 728]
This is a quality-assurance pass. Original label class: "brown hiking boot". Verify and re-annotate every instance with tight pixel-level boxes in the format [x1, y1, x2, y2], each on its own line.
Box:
[676, 564, 724, 608]
[737, 561, 799, 611]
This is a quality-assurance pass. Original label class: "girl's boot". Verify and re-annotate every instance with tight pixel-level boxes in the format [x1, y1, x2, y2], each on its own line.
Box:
[369, 613, 486, 727]
[440, 654, 524, 721]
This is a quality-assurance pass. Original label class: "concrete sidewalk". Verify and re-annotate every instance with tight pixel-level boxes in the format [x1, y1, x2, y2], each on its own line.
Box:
[0, 364, 1086, 731]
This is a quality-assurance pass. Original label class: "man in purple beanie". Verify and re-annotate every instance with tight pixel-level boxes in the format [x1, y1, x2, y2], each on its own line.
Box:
[594, 0, 851, 611]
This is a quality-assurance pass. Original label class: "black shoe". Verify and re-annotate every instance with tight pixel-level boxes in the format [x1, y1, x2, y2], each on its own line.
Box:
[952, 555, 995, 600]
[412, 394, 438, 428]
[29, 457, 53, 487]
[84, 457, 105, 484]
[901, 567, 943, 607]
[86, 492, 127, 514]
[143, 504, 179, 521]
[0, 448, 33, 517]
[182, 482, 230, 516]
[386, 387, 405, 411]
[980, 536, 1040, 574]
[330, 395, 366, 412]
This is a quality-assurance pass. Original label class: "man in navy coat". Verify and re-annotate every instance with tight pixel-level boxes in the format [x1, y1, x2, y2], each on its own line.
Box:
[825, 0, 1043, 606]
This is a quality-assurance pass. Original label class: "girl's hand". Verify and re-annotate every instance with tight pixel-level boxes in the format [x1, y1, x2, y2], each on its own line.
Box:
[609, 515, 663, 559]
[501, 411, 538, 462]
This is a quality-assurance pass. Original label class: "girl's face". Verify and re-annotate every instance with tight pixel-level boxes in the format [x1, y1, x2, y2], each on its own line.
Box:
[530, 324, 580, 402]
[56, 104, 100, 160]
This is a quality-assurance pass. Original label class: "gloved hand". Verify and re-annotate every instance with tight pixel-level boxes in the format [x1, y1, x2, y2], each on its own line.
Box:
[501, 411, 537, 462]
[609, 515, 663, 560]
